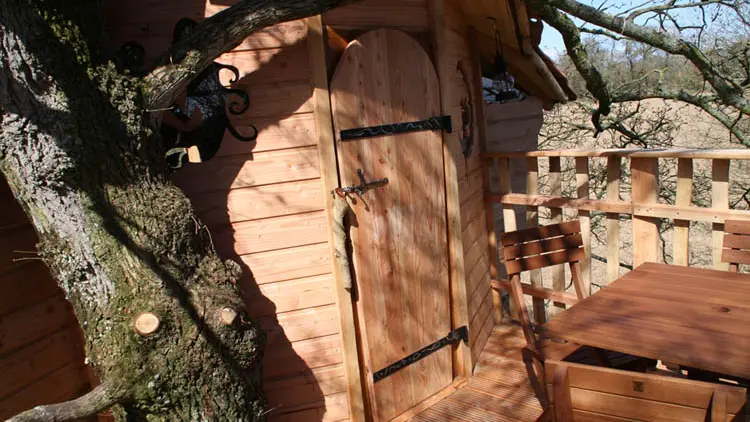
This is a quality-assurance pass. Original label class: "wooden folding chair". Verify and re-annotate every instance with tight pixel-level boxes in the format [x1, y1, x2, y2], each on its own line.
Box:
[722, 220, 750, 272]
[539, 360, 747, 422]
[498, 220, 588, 365]
[496, 220, 651, 401]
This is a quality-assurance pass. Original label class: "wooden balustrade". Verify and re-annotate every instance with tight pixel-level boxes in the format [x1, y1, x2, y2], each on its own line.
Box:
[484, 149, 750, 322]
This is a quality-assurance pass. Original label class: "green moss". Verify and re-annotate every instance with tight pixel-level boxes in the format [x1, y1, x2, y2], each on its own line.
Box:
[66, 179, 266, 420]
[32, 0, 102, 67]
[92, 63, 152, 142]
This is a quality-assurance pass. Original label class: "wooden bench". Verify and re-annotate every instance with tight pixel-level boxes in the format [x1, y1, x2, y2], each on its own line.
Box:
[539, 360, 747, 422]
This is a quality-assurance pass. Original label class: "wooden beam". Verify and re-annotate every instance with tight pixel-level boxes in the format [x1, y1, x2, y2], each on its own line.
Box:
[430, 0, 472, 379]
[497, 158, 517, 232]
[497, 156, 517, 320]
[526, 157, 545, 325]
[575, 158, 591, 295]
[469, 27, 502, 326]
[548, 157, 565, 317]
[305, 16, 366, 422]
[712, 159, 730, 271]
[674, 158, 693, 266]
[486, 193, 631, 214]
[491, 279, 578, 306]
[631, 158, 659, 267]
[490, 193, 750, 223]
[632, 203, 750, 223]
[484, 148, 750, 160]
[606, 157, 620, 283]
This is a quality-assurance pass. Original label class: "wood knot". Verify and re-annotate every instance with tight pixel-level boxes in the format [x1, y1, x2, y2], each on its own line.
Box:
[134, 312, 160, 336]
[716, 305, 731, 313]
[220, 307, 238, 326]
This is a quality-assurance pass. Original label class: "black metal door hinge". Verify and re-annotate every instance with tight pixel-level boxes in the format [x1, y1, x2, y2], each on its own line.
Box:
[373, 326, 468, 383]
[340, 115, 452, 141]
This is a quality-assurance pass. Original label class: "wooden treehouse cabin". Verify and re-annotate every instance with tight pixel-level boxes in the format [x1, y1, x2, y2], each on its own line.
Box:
[2, 1, 750, 421]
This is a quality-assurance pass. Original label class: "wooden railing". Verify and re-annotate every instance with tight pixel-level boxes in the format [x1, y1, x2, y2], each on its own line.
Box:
[484, 148, 750, 321]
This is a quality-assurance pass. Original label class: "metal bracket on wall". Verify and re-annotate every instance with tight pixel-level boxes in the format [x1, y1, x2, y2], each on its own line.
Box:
[372, 326, 469, 383]
[340, 115, 452, 141]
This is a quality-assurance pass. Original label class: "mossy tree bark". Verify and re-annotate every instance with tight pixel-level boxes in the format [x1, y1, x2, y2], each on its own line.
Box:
[0, 0, 355, 420]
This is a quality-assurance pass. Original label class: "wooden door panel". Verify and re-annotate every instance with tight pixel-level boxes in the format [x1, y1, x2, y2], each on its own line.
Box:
[330, 29, 451, 421]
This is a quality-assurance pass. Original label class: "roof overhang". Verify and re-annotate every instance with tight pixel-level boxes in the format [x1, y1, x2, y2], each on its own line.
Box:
[452, 0, 576, 108]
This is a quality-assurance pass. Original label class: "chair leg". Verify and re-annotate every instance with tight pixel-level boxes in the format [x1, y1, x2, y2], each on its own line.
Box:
[522, 347, 549, 409]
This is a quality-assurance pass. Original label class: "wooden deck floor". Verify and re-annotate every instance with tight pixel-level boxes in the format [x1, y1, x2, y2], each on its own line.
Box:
[408, 324, 543, 421]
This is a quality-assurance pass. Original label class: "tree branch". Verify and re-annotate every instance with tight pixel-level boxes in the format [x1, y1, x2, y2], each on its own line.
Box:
[6, 381, 124, 422]
[626, 0, 728, 21]
[534, 0, 750, 114]
[143, 0, 358, 110]
[611, 90, 750, 146]
[578, 26, 625, 41]
[531, 2, 612, 133]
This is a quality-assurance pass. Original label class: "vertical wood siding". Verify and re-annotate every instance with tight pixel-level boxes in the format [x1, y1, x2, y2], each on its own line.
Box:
[439, 3, 494, 365]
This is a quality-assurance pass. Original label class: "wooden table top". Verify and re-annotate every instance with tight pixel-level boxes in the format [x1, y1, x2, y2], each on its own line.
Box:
[543, 262, 750, 378]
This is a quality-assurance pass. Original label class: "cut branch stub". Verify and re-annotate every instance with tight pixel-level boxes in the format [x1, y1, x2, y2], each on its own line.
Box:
[220, 307, 238, 326]
[134, 312, 161, 336]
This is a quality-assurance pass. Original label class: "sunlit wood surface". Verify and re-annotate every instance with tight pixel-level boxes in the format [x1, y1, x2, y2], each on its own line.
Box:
[544, 262, 750, 379]
[408, 324, 543, 421]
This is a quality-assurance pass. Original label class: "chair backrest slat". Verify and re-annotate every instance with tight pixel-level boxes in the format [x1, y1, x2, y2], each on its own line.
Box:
[503, 233, 584, 261]
[725, 220, 750, 235]
[505, 247, 586, 275]
[500, 221, 588, 356]
[544, 360, 747, 422]
[501, 220, 581, 246]
[722, 220, 750, 272]
[501, 221, 585, 276]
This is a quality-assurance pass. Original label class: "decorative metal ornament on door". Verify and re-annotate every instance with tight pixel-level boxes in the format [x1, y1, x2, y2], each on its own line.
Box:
[457, 61, 474, 158]
[116, 18, 259, 171]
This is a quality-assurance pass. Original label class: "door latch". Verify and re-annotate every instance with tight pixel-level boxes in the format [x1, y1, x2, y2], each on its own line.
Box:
[335, 169, 388, 197]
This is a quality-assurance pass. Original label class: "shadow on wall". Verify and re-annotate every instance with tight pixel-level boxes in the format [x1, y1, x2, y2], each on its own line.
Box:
[104, 1, 327, 420]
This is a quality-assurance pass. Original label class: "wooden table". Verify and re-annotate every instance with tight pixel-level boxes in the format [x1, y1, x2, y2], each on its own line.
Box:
[543, 262, 750, 378]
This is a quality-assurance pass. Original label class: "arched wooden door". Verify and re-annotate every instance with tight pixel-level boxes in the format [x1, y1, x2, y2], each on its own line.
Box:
[330, 29, 452, 421]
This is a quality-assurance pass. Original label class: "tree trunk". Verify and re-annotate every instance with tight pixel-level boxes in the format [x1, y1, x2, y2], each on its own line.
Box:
[0, 1, 270, 420]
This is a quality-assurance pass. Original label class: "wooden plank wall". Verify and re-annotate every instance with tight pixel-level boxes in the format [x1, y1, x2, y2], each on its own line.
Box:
[104, 2, 348, 421]
[439, 3, 494, 366]
[0, 176, 92, 420]
[485, 97, 544, 318]
[323, 0, 430, 31]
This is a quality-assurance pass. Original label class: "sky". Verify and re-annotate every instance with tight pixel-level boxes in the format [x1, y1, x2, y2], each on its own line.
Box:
[539, 23, 566, 58]
[538, 0, 630, 58]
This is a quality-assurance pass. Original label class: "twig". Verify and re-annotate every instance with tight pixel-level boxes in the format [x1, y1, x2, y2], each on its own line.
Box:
[7, 381, 124, 422]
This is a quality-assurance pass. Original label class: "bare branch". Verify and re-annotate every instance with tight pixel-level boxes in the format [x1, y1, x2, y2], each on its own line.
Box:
[611, 90, 750, 146]
[143, 0, 358, 110]
[578, 26, 626, 41]
[531, 0, 750, 114]
[532, 3, 612, 133]
[627, 0, 727, 21]
[6, 381, 124, 422]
